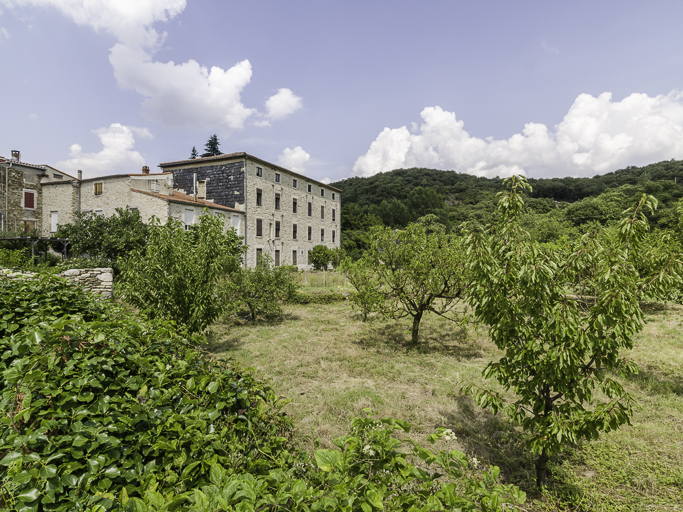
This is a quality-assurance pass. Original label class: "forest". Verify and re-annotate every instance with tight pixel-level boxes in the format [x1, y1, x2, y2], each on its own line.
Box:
[333, 159, 683, 259]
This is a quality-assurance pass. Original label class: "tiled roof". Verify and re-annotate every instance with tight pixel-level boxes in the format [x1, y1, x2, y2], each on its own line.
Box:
[131, 188, 243, 213]
[158, 152, 342, 193]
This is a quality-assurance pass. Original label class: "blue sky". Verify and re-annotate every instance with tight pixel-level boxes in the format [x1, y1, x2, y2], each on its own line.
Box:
[2, 1, 683, 182]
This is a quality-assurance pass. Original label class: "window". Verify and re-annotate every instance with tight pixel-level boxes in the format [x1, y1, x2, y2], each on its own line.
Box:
[321, 229, 325, 242]
[184, 209, 194, 230]
[293, 223, 298, 239]
[292, 250, 297, 266]
[53, 173, 63, 180]
[256, 188, 262, 206]
[94, 182, 103, 195]
[308, 202, 312, 217]
[23, 220, 36, 233]
[307, 184, 312, 193]
[22, 190, 36, 210]
[151, 179, 160, 193]
[320, 205, 324, 219]
[332, 208, 336, 222]
[332, 230, 335, 243]
[307, 251, 311, 265]
[274, 250, 280, 266]
[256, 218, 263, 237]
[308, 226, 312, 241]
[275, 173, 280, 183]
[275, 193, 280, 210]
[332, 193, 336, 200]
[232, 215, 240, 235]
[256, 167, 263, 177]
[256, 248, 263, 264]
[320, 188, 324, 197]
[197, 180, 206, 198]
[50, 211, 58, 233]
[275, 221, 281, 238]
[95, 210, 104, 216]
[293, 198, 297, 214]
[292, 178, 298, 188]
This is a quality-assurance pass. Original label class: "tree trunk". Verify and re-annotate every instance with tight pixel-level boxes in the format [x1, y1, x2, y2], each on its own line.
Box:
[536, 448, 549, 488]
[248, 303, 256, 321]
[411, 311, 423, 346]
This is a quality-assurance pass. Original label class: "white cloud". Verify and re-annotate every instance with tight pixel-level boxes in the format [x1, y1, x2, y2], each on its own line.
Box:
[56, 123, 151, 178]
[278, 146, 310, 173]
[320, 177, 331, 184]
[28, 113, 38, 120]
[353, 91, 683, 178]
[3, 0, 300, 131]
[265, 88, 302, 121]
[0, 27, 9, 41]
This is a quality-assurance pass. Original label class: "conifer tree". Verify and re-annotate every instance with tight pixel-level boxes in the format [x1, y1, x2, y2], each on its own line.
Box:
[202, 134, 222, 157]
[189, 146, 198, 159]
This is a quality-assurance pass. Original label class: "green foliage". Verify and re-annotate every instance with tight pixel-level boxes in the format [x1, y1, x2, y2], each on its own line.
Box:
[286, 290, 352, 305]
[461, 176, 683, 488]
[309, 245, 334, 271]
[0, 274, 291, 511]
[220, 256, 298, 321]
[119, 212, 243, 334]
[189, 146, 198, 159]
[0, 248, 28, 269]
[54, 208, 149, 274]
[345, 222, 469, 345]
[201, 135, 222, 158]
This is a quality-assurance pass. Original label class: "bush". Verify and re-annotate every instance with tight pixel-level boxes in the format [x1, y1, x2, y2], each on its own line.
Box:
[0, 274, 292, 511]
[220, 256, 298, 321]
[309, 245, 334, 270]
[119, 213, 243, 334]
[0, 248, 28, 269]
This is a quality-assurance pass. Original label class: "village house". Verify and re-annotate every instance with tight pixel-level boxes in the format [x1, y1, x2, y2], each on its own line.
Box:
[159, 153, 341, 268]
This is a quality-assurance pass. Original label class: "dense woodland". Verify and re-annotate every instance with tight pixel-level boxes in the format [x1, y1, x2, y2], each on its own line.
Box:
[333, 159, 683, 259]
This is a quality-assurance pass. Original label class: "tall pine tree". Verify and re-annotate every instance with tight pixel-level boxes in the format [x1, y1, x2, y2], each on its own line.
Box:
[202, 134, 222, 157]
[189, 146, 198, 159]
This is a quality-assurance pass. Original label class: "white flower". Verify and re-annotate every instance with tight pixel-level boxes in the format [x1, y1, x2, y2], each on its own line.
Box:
[165, 364, 171, 370]
[471, 457, 480, 468]
[362, 445, 376, 456]
[441, 429, 456, 441]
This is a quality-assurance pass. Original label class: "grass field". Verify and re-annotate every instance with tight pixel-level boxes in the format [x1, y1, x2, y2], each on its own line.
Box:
[207, 300, 683, 511]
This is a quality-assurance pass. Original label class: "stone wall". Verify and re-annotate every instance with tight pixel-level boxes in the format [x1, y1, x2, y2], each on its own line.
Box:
[41, 182, 79, 236]
[0, 267, 114, 298]
[171, 161, 245, 210]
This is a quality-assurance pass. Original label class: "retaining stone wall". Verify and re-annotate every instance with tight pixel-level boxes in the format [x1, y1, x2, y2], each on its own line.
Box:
[0, 267, 114, 298]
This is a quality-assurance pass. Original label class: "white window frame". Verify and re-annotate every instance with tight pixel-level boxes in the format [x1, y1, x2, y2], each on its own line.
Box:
[22, 189, 36, 210]
[94, 209, 104, 216]
[184, 208, 195, 230]
[50, 211, 59, 233]
[151, 179, 160, 193]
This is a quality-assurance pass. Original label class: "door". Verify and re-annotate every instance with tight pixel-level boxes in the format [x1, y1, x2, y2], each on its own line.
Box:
[274, 250, 280, 266]
[292, 250, 297, 266]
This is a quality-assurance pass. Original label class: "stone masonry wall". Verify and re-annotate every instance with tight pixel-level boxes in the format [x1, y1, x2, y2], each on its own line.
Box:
[41, 182, 78, 236]
[0, 267, 114, 298]
[171, 161, 245, 210]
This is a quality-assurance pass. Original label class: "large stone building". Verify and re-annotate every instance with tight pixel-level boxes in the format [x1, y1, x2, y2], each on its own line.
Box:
[159, 153, 341, 268]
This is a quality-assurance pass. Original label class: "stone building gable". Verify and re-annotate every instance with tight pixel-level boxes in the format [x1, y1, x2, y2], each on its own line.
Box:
[170, 162, 245, 210]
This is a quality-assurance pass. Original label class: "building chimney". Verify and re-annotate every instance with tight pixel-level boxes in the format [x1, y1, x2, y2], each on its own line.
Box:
[78, 170, 83, 180]
[142, 165, 150, 174]
[11, 150, 20, 162]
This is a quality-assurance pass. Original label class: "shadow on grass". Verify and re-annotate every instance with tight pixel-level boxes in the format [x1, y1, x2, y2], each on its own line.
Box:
[627, 365, 683, 396]
[439, 395, 586, 506]
[640, 301, 674, 316]
[354, 322, 483, 359]
[205, 311, 302, 354]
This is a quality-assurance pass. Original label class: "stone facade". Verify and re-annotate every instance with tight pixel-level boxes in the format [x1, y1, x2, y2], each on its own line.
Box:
[41, 182, 79, 236]
[159, 153, 341, 269]
[0, 267, 114, 298]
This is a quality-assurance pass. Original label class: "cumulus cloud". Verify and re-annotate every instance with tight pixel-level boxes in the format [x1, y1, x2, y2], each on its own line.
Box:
[2, 0, 300, 130]
[56, 123, 152, 178]
[353, 91, 683, 178]
[278, 146, 310, 173]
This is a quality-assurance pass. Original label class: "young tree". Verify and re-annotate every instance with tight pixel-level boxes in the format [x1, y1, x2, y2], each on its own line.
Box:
[340, 257, 384, 321]
[119, 211, 243, 333]
[310, 244, 334, 270]
[461, 176, 682, 487]
[202, 134, 222, 157]
[348, 221, 468, 345]
[220, 255, 298, 321]
[189, 146, 199, 159]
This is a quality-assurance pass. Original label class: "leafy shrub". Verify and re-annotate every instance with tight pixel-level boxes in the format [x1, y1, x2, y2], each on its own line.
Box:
[119, 213, 243, 334]
[286, 290, 351, 305]
[309, 245, 334, 270]
[0, 275, 292, 511]
[0, 248, 28, 270]
[220, 256, 298, 321]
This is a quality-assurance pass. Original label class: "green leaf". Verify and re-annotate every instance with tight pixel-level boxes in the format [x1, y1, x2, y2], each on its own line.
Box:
[18, 488, 40, 503]
[314, 449, 342, 472]
[0, 451, 22, 465]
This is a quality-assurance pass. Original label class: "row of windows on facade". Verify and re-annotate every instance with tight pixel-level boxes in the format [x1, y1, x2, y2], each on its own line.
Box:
[254, 219, 335, 243]
[184, 209, 241, 232]
[255, 248, 324, 267]
[256, 191, 336, 221]
[255, 167, 336, 200]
